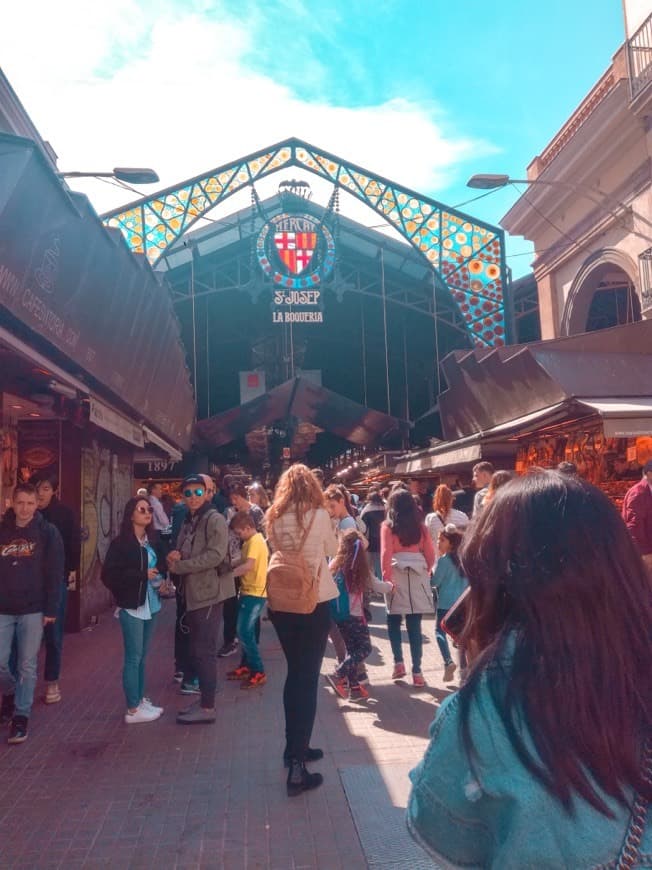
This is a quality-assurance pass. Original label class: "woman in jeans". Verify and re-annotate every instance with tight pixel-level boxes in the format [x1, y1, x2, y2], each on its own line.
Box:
[267, 464, 338, 796]
[381, 489, 435, 687]
[102, 497, 167, 724]
[408, 470, 652, 868]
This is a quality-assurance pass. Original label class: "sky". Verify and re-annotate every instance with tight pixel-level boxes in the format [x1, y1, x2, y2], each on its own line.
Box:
[1, 0, 625, 277]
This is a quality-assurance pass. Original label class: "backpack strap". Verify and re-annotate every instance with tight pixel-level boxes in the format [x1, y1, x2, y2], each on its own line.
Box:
[269, 510, 316, 551]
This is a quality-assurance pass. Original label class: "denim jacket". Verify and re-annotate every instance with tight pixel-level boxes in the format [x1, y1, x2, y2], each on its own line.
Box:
[407, 670, 651, 869]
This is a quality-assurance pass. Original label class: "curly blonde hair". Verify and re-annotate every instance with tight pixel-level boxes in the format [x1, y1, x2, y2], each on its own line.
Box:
[266, 464, 324, 531]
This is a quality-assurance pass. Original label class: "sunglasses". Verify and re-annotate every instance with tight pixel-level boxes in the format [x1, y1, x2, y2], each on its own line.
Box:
[183, 488, 205, 498]
[136, 506, 153, 514]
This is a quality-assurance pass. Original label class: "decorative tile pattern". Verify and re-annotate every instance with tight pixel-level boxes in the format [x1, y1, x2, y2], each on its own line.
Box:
[103, 138, 506, 347]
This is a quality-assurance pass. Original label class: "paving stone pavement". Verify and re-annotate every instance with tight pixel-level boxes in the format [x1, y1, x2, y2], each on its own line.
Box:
[0, 598, 458, 869]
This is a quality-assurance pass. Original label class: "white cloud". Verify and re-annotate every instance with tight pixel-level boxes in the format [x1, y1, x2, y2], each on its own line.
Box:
[1, 1, 496, 229]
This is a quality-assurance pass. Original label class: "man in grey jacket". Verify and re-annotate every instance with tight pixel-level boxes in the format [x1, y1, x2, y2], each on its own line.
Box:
[167, 475, 234, 724]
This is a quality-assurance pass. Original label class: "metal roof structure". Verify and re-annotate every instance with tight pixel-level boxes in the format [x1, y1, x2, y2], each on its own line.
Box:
[102, 137, 508, 349]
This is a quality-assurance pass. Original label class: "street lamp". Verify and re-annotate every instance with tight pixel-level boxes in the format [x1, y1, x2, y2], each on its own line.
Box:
[57, 167, 159, 184]
[466, 173, 652, 243]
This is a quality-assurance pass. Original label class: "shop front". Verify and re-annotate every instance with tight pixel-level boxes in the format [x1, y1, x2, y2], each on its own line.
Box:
[395, 319, 652, 506]
[0, 133, 195, 629]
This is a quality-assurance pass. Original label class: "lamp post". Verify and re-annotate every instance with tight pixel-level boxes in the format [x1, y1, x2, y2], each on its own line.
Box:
[466, 173, 651, 244]
[57, 167, 159, 184]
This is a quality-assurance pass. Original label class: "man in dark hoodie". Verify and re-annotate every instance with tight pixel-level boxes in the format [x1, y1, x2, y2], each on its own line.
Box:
[35, 474, 80, 704]
[0, 483, 64, 744]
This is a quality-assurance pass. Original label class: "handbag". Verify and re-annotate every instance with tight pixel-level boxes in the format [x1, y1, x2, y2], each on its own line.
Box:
[158, 576, 176, 599]
[266, 513, 317, 614]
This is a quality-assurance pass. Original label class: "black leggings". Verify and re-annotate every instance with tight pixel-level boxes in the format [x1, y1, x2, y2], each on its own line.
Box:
[271, 602, 331, 763]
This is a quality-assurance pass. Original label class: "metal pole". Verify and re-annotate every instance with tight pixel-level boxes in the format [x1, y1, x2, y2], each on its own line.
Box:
[190, 247, 198, 395]
[402, 312, 410, 421]
[380, 247, 391, 414]
[432, 272, 441, 396]
[360, 280, 368, 406]
[205, 298, 211, 416]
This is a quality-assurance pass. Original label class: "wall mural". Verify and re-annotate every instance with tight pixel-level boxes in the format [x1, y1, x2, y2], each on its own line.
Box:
[80, 441, 132, 587]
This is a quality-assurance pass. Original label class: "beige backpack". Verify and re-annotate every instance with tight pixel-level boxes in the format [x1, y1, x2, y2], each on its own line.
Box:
[266, 513, 318, 614]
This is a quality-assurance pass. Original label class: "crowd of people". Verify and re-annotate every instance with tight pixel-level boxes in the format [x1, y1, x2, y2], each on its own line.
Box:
[0, 458, 650, 864]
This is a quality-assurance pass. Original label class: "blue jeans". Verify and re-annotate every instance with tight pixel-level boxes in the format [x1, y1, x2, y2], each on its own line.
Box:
[118, 610, 157, 709]
[44, 583, 68, 682]
[435, 608, 453, 665]
[237, 595, 266, 674]
[0, 612, 44, 717]
[387, 613, 423, 673]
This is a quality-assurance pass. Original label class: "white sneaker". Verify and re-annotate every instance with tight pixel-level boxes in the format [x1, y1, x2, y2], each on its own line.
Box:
[140, 698, 163, 715]
[125, 706, 160, 724]
[443, 662, 457, 682]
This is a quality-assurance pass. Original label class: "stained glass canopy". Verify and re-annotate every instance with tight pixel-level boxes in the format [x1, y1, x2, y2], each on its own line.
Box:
[101, 137, 507, 348]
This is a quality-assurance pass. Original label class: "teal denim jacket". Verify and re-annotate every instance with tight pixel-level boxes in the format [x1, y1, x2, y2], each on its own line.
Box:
[407, 674, 651, 869]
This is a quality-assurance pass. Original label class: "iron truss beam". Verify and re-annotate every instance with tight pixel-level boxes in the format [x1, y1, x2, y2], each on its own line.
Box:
[101, 137, 507, 347]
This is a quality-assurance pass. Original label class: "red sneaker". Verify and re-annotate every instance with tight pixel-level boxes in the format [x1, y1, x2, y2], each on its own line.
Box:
[326, 673, 349, 699]
[412, 672, 426, 687]
[227, 666, 251, 681]
[241, 672, 267, 689]
[349, 684, 369, 701]
[392, 663, 407, 680]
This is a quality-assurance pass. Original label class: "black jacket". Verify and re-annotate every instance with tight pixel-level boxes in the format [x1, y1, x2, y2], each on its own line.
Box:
[360, 503, 385, 553]
[101, 533, 167, 610]
[0, 511, 64, 617]
[39, 497, 80, 576]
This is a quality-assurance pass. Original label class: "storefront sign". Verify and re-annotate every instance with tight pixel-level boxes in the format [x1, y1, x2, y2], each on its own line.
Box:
[256, 212, 334, 324]
[89, 399, 144, 448]
[134, 459, 183, 479]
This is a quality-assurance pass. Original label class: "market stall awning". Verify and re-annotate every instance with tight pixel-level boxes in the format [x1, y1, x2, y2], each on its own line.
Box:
[195, 376, 406, 448]
[0, 133, 195, 451]
[439, 319, 652, 442]
[576, 398, 652, 438]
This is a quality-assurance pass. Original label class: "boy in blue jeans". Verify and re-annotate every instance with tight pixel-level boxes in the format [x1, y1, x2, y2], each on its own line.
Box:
[227, 512, 268, 689]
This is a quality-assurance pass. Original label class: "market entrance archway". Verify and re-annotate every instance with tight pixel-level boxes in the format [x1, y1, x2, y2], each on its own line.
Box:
[102, 137, 507, 349]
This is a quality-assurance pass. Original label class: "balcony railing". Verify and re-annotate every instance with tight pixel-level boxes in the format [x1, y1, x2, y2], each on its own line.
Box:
[628, 11, 652, 99]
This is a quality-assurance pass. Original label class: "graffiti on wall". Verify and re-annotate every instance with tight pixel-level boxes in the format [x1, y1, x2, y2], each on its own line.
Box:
[80, 441, 132, 583]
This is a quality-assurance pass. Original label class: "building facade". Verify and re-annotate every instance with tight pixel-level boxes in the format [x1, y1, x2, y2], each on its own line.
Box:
[0, 69, 195, 628]
[502, 9, 652, 339]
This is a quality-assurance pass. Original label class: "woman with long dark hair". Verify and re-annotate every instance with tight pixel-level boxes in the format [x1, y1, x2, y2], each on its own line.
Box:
[102, 497, 167, 724]
[381, 489, 436, 686]
[266, 464, 338, 796]
[408, 470, 652, 867]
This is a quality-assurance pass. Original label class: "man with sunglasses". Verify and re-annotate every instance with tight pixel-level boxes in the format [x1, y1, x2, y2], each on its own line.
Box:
[167, 475, 233, 724]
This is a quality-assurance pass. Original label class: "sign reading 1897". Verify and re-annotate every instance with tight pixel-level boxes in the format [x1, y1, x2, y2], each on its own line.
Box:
[256, 213, 335, 324]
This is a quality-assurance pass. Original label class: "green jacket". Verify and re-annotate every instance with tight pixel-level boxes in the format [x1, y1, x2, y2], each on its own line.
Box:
[174, 506, 234, 611]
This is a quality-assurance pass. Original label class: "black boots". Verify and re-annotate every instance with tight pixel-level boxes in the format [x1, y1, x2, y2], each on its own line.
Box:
[286, 759, 323, 797]
[283, 746, 324, 768]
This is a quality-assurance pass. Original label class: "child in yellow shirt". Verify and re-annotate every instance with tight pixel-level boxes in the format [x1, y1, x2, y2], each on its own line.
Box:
[228, 512, 268, 688]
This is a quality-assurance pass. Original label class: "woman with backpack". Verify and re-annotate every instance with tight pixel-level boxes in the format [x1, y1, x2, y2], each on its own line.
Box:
[381, 489, 436, 687]
[266, 464, 338, 797]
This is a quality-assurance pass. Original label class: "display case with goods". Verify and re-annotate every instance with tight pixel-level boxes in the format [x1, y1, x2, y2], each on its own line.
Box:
[515, 419, 648, 511]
